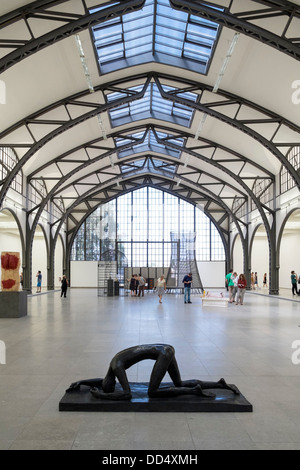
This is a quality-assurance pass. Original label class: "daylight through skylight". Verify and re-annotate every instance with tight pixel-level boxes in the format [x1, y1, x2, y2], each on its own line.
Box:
[91, 0, 222, 74]
[106, 82, 197, 127]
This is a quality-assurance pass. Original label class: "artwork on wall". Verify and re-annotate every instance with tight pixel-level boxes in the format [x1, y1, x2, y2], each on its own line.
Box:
[1, 251, 20, 291]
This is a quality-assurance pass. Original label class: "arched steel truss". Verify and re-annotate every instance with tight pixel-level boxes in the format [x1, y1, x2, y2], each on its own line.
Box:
[0, 0, 299, 75]
[2, 71, 298, 205]
[170, 0, 300, 62]
[0, 1, 299, 294]
[0, 0, 146, 74]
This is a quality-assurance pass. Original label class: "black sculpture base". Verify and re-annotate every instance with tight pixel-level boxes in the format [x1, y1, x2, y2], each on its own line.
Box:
[59, 382, 252, 413]
[0, 291, 27, 318]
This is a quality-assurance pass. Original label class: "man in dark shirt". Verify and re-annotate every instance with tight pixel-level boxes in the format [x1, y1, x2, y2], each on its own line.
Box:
[182, 272, 193, 304]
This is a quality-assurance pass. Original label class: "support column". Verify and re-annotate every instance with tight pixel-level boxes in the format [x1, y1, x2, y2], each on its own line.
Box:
[23, 220, 32, 293]
[269, 228, 279, 295]
[48, 236, 55, 290]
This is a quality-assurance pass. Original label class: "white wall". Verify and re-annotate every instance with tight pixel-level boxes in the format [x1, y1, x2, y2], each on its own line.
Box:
[232, 235, 244, 275]
[55, 237, 64, 288]
[70, 261, 98, 287]
[196, 262, 226, 289]
[70, 261, 226, 289]
[251, 235, 269, 288]
[233, 228, 300, 290]
[279, 232, 299, 289]
[32, 235, 47, 290]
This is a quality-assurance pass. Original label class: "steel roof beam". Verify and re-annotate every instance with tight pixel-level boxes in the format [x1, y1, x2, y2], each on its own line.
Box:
[170, 0, 300, 61]
[0, 0, 146, 74]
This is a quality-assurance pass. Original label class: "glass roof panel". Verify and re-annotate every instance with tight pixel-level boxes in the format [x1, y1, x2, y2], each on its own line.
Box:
[90, 0, 223, 74]
[107, 83, 197, 127]
[115, 130, 185, 159]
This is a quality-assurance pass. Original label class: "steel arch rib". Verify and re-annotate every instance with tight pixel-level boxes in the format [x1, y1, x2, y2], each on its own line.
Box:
[0, 0, 146, 74]
[50, 175, 240, 254]
[27, 124, 272, 241]
[0, 0, 299, 75]
[0, 71, 293, 207]
[170, 0, 300, 62]
[0, 76, 152, 206]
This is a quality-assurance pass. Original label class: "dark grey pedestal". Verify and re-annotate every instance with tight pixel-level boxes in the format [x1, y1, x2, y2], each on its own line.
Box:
[59, 382, 253, 413]
[0, 291, 27, 318]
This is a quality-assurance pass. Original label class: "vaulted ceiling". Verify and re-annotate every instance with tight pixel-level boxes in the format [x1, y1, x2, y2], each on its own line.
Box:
[0, 0, 299, 244]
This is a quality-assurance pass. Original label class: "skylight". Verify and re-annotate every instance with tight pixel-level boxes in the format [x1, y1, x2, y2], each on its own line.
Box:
[115, 129, 185, 159]
[91, 0, 222, 75]
[106, 82, 197, 127]
[120, 157, 177, 175]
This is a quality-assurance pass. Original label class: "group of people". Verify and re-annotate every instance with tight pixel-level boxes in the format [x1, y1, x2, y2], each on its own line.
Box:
[35, 270, 69, 298]
[129, 273, 146, 298]
[128, 272, 193, 305]
[250, 272, 268, 290]
[225, 270, 247, 305]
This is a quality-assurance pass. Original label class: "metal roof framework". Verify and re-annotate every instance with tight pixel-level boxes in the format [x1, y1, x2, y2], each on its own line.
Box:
[0, 0, 299, 292]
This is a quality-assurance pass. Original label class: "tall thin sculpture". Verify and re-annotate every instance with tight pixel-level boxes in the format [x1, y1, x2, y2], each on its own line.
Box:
[166, 232, 203, 291]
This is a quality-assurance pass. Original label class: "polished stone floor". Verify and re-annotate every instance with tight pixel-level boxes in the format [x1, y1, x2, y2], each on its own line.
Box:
[1, 288, 300, 450]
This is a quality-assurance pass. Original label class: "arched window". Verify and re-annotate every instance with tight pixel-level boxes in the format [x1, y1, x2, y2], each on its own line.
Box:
[0, 147, 23, 194]
[71, 188, 225, 266]
[280, 146, 300, 194]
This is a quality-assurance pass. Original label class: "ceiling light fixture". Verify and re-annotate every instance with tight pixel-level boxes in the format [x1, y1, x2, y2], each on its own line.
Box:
[195, 113, 208, 140]
[213, 33, 240, 93]
[195, 33, 240, 140]
[97, 114, 107, 140]
[75, 34, 94, 93]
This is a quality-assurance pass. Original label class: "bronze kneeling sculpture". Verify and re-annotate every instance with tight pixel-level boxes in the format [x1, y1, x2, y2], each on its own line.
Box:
[66, 344, 240, 401]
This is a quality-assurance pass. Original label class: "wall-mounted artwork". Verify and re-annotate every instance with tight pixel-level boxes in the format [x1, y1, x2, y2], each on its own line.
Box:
[1, 251, 20, 291]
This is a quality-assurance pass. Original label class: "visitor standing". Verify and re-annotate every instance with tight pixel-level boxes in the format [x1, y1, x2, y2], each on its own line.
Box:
[138, 273, 146, 297]
[232, 272, 238, 303]
[263, 273, 268, 288]
[225, 269, 234, 303]
[129, 274, 137, 297]
[236, 274, 247, 305]
[254, 272, 258, 289]
[36, 270, 42, 293]
[182, 272, 193, 304]
[291, 271, 298, 295]
[251, 272, 255, 290]
[154, 275, 166, 304]
[61, 275, 68, 298]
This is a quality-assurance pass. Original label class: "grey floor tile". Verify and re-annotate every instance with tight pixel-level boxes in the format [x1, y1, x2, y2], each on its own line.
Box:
[1, 289, 300, 450]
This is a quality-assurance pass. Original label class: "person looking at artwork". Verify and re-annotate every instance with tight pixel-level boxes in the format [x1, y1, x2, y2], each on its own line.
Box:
[36, 270, 42, 293]
[182, 272, 193, 304]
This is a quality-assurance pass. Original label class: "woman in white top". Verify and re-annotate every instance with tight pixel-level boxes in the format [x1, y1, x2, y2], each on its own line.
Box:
[155, 275, 166, 304]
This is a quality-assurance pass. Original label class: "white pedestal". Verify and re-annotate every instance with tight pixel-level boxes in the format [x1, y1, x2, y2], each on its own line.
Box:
[201, 297, 228, 308]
